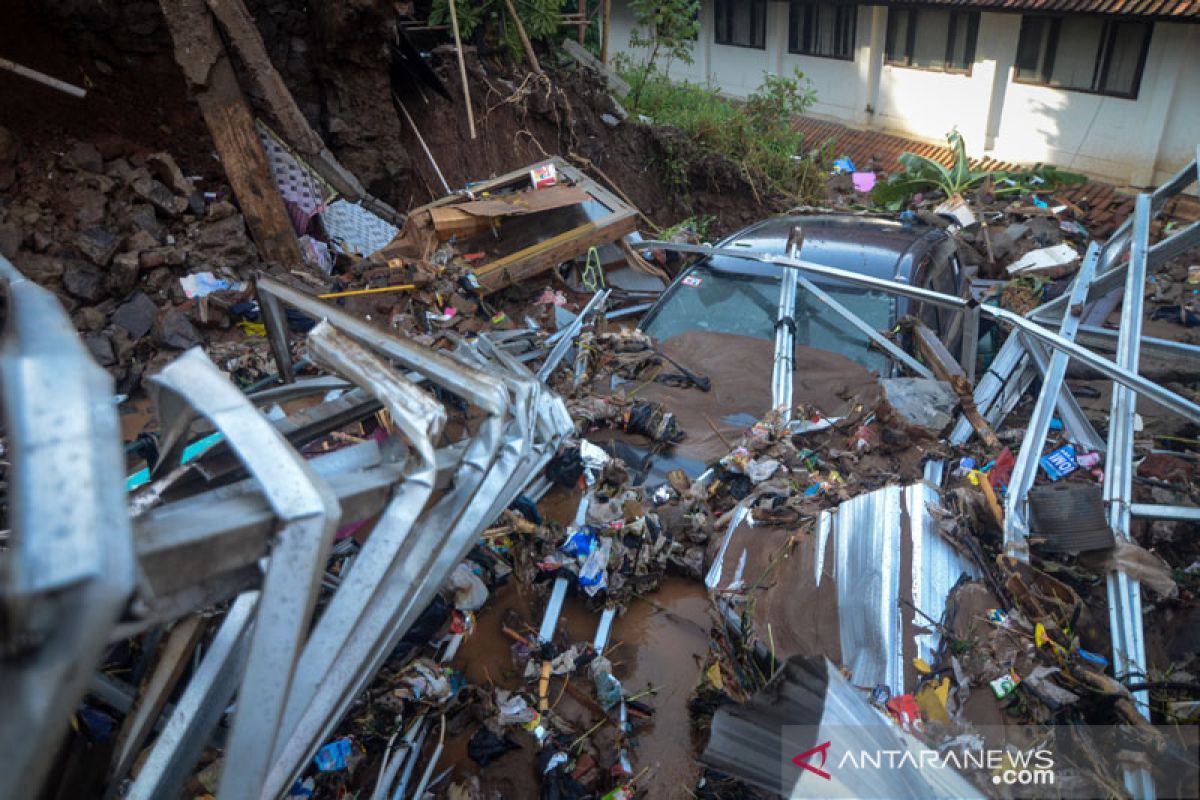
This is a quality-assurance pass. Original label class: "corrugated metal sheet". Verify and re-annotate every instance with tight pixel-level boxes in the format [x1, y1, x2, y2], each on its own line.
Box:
[874, 1, 1200, 21]
[816, 478, 978, 694]
[701, 656, 983, 799]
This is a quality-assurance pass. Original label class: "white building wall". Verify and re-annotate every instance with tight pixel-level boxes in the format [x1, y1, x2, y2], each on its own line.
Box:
[989, 20, 1194, 186]
[607, 2, 1199, 188]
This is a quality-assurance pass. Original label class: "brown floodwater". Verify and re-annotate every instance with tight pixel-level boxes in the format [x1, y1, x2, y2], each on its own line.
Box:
[433, 489, 713, 797]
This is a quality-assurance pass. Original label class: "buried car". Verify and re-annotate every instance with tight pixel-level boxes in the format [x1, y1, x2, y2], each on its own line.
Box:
[595, 214, 967, 484]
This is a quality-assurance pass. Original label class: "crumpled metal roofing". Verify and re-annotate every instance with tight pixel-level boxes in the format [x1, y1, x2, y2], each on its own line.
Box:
[876, 0, 1200, 20]
[815, 472, 978, 695]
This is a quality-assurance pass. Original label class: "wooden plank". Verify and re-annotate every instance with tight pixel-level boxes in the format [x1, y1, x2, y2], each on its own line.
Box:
[475, 211, 637, 294]
[206, 0, 400, 223]
[911, 322, 1000, 449]
[160, 0, 302, 265]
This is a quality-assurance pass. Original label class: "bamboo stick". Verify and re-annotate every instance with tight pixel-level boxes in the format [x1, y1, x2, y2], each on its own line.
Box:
[446, 0, 477, 140]
[502, 0, 543, 75]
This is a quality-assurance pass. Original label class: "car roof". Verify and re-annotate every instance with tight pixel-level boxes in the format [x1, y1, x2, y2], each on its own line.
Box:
[703, 213, 949, 284]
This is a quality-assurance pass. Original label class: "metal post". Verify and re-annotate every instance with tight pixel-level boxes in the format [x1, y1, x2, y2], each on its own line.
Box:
[1103, 194, 1154, 800]
[1003, 244, 1102, 558]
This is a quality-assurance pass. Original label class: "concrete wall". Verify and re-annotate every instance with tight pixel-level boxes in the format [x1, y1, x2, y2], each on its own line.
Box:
[607, 2, 1199, 187]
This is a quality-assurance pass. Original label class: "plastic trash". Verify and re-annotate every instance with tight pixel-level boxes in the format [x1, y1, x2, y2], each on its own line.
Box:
[313, 737, 353, 772]
[1039, 444, 1078, 480]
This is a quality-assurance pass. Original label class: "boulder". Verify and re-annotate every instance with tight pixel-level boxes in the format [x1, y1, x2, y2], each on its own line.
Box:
[112, 291, 157, 339]
[880, 377, 958, 437]
[72, 305, 108, 332]
[62, 262, 107, 302]
[65, 141, 104, 173]
[146, 152, 193, 196]
[83, 331, 116, 366]
[76, 226, 122, 266]
[154, 308, 202, 349]
[132, 176, 187, 217]
[107, 251, 141, 295]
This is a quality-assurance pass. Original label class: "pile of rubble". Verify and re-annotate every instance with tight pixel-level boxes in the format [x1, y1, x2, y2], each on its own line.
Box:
[0, 126, 271, 393]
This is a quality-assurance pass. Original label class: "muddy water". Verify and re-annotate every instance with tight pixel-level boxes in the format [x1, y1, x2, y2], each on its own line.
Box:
[605, 581, 710, 797]
[442, 550, 710, 796]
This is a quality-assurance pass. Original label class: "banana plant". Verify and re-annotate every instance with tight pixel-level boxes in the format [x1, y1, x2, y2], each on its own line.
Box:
[872, 129, 1085, 210]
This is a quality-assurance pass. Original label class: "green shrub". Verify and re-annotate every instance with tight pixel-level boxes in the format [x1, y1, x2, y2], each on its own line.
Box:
[620, 66, 828, 205]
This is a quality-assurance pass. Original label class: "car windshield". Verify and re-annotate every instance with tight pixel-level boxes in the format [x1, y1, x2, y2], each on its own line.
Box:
[641, 261, 897, 374]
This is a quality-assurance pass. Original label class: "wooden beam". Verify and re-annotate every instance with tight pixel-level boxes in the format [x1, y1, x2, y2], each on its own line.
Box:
[577, 0, 588, 44]
[502, 0, 543, 75]
[160, 0, 302, 265]
[601, 0, 611, 64]
[911, 321, 1001, 449]
[475, 211, 637, 294]
[205, 0, 400, 224]
[447, 0, 477, 140]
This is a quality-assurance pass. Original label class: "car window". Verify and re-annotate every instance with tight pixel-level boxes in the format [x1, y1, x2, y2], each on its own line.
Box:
[641, 262, 780, 342]
[796, 283, 895, 375]
[643, 262, 897, 375]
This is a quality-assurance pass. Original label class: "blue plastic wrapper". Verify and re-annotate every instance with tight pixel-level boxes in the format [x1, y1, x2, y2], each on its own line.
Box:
[1039, 444, 1078, 480]
[313, 737, 353, 772]
[1075, 647, 1110, 668]
[560, 526, 597, 558]
[832, 156, 856, 174]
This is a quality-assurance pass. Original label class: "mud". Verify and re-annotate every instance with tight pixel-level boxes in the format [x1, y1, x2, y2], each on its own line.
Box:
[440, 567, 711, 798]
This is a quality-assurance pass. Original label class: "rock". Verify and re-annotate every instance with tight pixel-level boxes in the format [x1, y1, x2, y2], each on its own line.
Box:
[206, 200, 238, 220]
[83, 331, 116, 366]
[105, 157, 135, 183]
[65, 141, 104, 173]
[144, 267, 174, 294]
[112, 291, 158, 339]
[32, 231, 53, 252]
[0, 223, 23, 259]
[127, 204, 163, 239]
[67, 186, 108, 227]
[76, 226, 122, 266]
[125, 229, 159, 254]
[880, 377, 957, 436]
[0, 166, 14, 192]
[155, 308, 202, 349]
[72, 305, 108, 332]
[132, 176, 188, 217]
[110, 325, 136, 363]
[139, 246, 185, 269]
[0, 125, 20, 164]
[107, 251, 141, 295]
[187, 192, 206, 216]
[198, 213, 246, 247]
[146, 152, 193, 197]
[62, 262, 107, 302]
[13, 252, 65, 283]
[54, 291, 80, 314]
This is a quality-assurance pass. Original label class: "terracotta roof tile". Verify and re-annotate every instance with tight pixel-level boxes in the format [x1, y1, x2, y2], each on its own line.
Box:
[874, 0, 1200, 20]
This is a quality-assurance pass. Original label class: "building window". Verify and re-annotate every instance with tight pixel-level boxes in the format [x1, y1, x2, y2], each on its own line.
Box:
[885, 8, 979, 74]
[1014, 15, 1151, 99]
[788, 2, 857, 60]
[714, 0, 767, 49]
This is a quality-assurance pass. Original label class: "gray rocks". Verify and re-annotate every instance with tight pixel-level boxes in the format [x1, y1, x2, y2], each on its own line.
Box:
[65, 142, 104, 173]
[146, 152, 193, 196]
[132, 176, 188, 217]
[880, 377, 958, 436]
[76, 226, 122, 265]
[83, 331, 116, 366]
[107, 251, 141, 295]
[62, 262, 107, 302]
[155, 308, 202, 350]
[0, 223, 23, 259]
[112, 291, 158, 339]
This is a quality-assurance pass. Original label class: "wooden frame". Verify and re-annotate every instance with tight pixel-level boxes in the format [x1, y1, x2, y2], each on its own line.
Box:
[412, 157, 639, 295]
